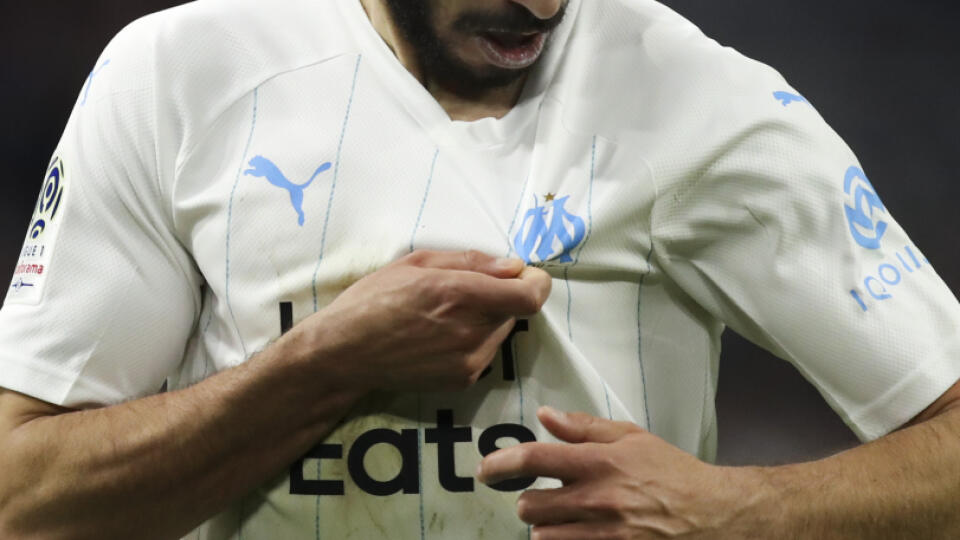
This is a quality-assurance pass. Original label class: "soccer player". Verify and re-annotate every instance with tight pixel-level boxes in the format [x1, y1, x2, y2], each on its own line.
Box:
[1, 0, 959, 538]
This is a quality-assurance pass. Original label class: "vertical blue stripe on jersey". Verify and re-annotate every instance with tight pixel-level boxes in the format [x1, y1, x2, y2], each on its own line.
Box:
[405, 153, 432, 540]
[564, 136, 597, 341]
[225, 88, 259, 361]
[407, 150, 436, 540]
[504, 170, 532, 258]
[636, 245, 656, 431]
[410, 148, 440, 252]
[312, 54, 363, 312]
[505, 171, 532, 463]
[304, 54, 362, 539]
[576, 136, 597, 263]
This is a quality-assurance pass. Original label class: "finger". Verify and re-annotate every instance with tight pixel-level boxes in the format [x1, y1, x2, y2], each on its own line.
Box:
[518, 485, 612, 526]
[443, 270, 551, 317]
[476, 442, 592, 485]
[467, 318, 518, 377]
[401, 249, 524, 278]
[531, 522, 644, 540]
[518, 265, 552, 303]
[538, 406, 644, 444]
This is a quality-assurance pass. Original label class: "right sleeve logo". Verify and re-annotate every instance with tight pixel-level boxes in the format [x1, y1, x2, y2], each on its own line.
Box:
[843, 166, 887, 250]
[843, 166, 929, 312]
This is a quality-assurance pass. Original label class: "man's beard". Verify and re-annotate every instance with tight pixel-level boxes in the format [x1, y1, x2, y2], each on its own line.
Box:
[382, 0, 567, 98]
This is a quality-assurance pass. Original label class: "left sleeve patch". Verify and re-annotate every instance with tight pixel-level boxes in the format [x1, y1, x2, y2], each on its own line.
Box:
[4, 156, 68, 306]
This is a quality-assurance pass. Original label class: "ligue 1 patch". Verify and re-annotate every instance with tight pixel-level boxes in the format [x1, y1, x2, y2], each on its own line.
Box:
[4, 156, 67, 306]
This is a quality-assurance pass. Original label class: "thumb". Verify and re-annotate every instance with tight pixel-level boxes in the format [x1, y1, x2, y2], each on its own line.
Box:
[401, 250, 524, 278]
[538, 406, 644, 444]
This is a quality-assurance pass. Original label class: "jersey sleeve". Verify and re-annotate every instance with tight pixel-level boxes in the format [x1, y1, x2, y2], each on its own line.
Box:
[0, 17, 201, 408]
[650, 77, 960, 442]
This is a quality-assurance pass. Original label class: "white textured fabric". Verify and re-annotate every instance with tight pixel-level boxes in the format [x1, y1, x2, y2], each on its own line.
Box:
[1, 0, 959, 538]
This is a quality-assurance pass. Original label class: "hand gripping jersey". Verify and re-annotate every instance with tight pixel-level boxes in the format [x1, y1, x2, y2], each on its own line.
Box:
[3, 0, 960, 538]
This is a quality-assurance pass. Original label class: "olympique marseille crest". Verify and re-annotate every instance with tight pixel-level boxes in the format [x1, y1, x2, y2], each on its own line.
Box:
[513, 194, 586, 264]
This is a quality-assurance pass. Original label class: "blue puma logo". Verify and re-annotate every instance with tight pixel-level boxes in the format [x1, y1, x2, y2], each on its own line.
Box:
[81, 60, 111, 106]
[774, 91, 809, 107]
[244, 156, 332, 226]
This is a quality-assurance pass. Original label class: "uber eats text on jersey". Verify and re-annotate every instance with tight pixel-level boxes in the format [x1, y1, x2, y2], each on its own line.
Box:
[290, 409, 537, 497]
[279, 303, 534, 496]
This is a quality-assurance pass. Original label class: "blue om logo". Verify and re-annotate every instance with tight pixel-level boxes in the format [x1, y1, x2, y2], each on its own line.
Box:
[244, 156, 331, 226]
[843, 166, 887, 250]
[773, 91, 808, 107]
[514, 194, 586, 264]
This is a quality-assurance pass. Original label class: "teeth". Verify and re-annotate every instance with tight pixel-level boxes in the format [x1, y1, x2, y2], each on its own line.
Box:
[476, 32, 546, 69]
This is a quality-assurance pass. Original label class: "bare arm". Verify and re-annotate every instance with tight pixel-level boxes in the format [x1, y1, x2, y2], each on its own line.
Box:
[0, 328, 357, 540]
[758, 382, 960, 538]
[477, 380, 960, 539]
[0, 251, 551, 540]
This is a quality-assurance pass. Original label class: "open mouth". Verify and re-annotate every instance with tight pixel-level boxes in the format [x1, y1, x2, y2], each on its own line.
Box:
[475, 31, 548, 70]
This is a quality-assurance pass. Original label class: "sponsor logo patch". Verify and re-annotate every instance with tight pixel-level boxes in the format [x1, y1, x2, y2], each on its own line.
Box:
[843, 166, 887, 250]
[849, 244, 930, 312]
[5, 156, 68, 306]
[841, 166, 932, 312]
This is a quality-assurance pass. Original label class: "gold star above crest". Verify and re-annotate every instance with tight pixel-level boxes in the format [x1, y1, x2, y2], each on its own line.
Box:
[544, 193, 556, 202]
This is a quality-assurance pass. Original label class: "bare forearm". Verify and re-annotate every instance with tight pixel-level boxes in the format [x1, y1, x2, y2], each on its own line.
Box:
[752, 407, 960, 538]
[0, 251, 551, 539]
[0, 326, 361, 540]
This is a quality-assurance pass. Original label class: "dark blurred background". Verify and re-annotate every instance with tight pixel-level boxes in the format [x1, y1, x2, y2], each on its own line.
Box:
[1, 1, 957, 465]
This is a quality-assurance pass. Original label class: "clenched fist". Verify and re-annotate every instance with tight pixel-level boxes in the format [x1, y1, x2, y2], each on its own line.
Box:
[303, 250, 552, 393]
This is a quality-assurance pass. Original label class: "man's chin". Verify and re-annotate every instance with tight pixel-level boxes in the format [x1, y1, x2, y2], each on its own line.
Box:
[429, 62, 531, 98]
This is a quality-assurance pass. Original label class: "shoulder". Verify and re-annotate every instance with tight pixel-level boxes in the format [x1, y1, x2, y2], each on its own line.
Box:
[103, 0, 352, 82]
[557, 0, 852, 193]
[113, 0, 352, 62]
[151, 0, 352, 69]
[557, 0, 816, 143]
[88, 0, 356, 178]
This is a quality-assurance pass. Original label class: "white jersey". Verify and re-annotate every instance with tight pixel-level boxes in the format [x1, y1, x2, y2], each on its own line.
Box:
[2, 0, 960, 538]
